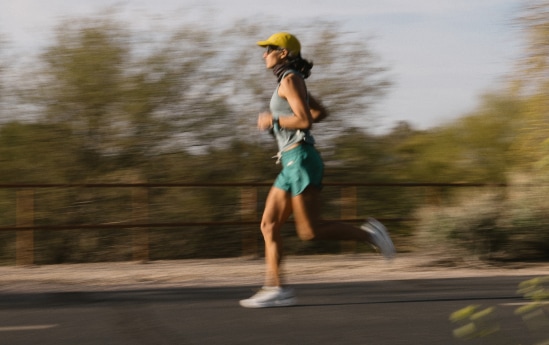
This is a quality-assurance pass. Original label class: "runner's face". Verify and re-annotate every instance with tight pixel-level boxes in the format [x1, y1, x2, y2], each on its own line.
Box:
[263, 46, 286, 69]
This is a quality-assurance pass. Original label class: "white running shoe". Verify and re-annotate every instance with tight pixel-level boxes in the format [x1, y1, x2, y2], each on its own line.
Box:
[239, 286, 297, 308]
[361, 218, 396, 260]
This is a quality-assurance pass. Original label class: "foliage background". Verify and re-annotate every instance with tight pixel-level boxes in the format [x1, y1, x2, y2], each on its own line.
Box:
[1, 3, 549, 264]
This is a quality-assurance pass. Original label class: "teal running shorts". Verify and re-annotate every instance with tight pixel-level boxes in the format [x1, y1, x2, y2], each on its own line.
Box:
[273, 143, 324, 196]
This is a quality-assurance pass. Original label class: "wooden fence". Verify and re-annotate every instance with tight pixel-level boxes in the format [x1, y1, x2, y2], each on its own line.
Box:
[0, 182, 506, 265]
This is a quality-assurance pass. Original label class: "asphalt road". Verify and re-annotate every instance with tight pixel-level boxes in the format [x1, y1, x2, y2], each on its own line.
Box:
[0, 276, 547, 345]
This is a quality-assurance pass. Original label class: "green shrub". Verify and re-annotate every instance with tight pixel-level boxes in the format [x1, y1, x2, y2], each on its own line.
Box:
[415, 175, 549, 261]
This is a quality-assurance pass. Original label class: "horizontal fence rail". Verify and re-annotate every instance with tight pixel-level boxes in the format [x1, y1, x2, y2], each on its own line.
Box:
[0, 182, 507, 265]
[0, 182, 508, 188]
[0, 182, 508, 232]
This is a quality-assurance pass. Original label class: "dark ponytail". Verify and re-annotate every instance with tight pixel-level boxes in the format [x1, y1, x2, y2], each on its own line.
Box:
[288, 54, 313, 79]
[273, 54, 314, 82]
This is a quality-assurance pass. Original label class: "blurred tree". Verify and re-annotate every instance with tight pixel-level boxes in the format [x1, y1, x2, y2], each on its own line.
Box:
[0, 36, 5, 122]
[387, 127, 464, 183]
[19, 15, 229, 177]
[436, 94, 521, 182]
[326, 128, 387, 181]
[388, 94, 521, 183]
[0, 42, 2, 95]
[510, 1, 549, 171]
[514, 0, 549, 93]
[453, 94, 521, 181]
[0, 122, 79, 182]
[11, 16, 391, 178]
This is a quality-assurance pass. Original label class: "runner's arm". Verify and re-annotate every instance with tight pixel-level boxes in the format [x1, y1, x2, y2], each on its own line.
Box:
[308, 94, 328, 123]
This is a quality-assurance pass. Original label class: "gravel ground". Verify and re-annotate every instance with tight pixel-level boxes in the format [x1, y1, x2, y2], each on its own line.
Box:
[1, 254, 549, 293]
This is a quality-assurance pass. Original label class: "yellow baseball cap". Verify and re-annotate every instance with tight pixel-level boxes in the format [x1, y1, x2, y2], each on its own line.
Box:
[257, 32, 301, 55]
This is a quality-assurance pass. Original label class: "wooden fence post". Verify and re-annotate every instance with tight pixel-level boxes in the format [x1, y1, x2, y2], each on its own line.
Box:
[16, 189, 34, 266]
[341, 186, 357, 253]
[132, 185, 149, 263]
[240, 187, 259, 258]
[425, 186, 442, 206]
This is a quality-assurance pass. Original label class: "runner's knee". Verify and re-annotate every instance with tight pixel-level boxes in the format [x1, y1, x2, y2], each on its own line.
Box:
[260, 221, 278, 241]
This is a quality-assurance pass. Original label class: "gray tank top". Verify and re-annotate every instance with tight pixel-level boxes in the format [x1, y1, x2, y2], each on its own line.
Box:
[270, 70, 315, 152]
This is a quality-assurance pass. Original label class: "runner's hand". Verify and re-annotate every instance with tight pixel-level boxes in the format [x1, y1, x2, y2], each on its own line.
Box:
[258, 112, 273, 131]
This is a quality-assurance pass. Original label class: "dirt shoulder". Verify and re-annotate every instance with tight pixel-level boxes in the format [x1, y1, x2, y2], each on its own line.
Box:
[1, 254, 548, 293]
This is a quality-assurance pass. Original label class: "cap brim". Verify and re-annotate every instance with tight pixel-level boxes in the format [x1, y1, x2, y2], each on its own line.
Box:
[256, 40, 273, 47]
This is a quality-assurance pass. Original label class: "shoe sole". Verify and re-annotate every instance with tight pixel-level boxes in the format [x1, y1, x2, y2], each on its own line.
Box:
[366, 218, 396, 259]
[240, 297, 297, 308]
